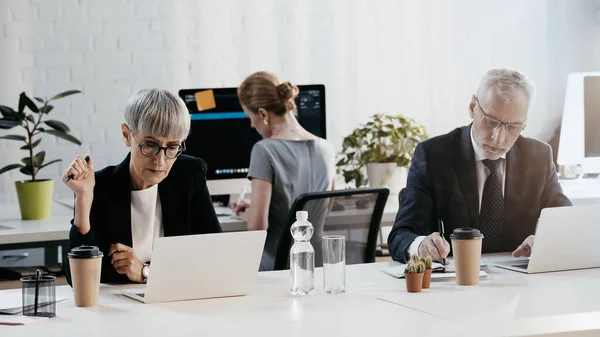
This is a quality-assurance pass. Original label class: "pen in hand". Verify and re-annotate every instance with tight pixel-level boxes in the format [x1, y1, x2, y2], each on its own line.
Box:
[438, 219, 447, 266]
[237, 185, 247, 206]
[232, 185, 247, 218]
[65, 155, 90, 182]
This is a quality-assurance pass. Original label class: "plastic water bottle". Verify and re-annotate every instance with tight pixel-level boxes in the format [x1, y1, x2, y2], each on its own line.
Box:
[290, 211, 315, 296]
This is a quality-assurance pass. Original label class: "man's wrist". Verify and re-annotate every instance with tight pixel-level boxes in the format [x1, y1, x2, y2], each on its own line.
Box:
[408, 235, 427, 257]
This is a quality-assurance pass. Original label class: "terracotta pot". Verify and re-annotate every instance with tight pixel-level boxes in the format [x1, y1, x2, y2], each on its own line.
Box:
[422, 268, 432, 289]
[404, 272, 424, 293]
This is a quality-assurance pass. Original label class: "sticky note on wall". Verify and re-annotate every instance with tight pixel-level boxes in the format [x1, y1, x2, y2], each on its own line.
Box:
[195, 90, 216, 111]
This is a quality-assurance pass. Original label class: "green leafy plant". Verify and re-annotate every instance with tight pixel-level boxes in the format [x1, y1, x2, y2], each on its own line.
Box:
[405, 254, 425, 274]
[0, 90, 82, 181]
[336, 113, 427, 187]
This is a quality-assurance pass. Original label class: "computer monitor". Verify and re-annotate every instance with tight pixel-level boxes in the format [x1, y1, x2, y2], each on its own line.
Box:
[558, 72, 600, 173]
[584, 76, 600, 161]
[178, 85, 326, 196]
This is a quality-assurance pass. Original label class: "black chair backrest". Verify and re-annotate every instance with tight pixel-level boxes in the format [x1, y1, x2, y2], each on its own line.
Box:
[273, 187, 390, 270]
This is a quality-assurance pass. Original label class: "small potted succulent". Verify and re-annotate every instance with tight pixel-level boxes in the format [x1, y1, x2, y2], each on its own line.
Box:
[421, 256, 433, 289]
[404, 255, 425, 293]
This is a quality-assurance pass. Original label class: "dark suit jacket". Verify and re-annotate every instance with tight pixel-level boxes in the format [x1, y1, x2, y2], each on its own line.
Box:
[387, 125, 572, 263]
[65, 154, 222, 285]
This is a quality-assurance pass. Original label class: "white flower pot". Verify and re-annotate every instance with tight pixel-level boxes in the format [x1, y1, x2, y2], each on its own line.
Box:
[366, 163, 407, 194]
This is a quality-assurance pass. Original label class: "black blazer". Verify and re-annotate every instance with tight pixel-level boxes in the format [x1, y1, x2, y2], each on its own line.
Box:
[388, 125, 572, 263]
[65, 154, 222, 285]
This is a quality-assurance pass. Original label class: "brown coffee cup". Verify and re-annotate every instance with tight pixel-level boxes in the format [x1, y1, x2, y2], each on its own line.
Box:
[450, 228, 483, 286]
[68, 245, 103, 307]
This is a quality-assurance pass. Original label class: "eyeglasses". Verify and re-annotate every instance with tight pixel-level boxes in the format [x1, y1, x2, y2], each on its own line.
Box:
[474, 96, 526, 136]
[124, 124, 185, 159]
[137, 141, 185, 159]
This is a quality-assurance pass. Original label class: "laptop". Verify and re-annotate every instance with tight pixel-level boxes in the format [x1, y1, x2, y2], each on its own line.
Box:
[494, 204, 600, 274]
[121, 230, 266, 304]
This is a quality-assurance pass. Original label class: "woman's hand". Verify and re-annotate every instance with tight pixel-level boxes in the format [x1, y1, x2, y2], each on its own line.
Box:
[63, 154, 95, 235]
[109, 243, 145, 283]
[62, 154, 95, 200]
[231, 200, 250, 215]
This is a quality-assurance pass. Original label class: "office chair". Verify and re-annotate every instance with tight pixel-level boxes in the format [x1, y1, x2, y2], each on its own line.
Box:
[273, 187, 390, 270]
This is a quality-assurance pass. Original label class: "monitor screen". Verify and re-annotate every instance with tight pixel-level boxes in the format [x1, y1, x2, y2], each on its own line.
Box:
[178, 85, 326, 181]
[584, 76, 600, 158]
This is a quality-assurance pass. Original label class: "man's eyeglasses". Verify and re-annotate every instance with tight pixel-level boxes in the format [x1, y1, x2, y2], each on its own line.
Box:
[138, 141, 185, 159]
[474, 96, 526, 136]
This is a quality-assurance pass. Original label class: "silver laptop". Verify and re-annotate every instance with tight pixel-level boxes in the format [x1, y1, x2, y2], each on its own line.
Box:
[121, 230, 266, 304]
[494, 204, 600, 274]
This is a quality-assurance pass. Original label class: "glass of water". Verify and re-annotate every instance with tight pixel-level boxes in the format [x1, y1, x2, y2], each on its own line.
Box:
[322, 235, 346, 294]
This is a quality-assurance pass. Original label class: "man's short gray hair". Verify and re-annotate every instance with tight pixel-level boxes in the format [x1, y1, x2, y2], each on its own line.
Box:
[124, 89, 191, 141]
[476, 68, 536, 108]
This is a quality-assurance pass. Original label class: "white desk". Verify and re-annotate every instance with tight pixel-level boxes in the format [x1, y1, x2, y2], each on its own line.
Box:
[1, 255, 599, 336]
[558, 178, 600, 205]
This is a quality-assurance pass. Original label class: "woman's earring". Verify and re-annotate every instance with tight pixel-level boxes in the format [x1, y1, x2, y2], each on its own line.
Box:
[263, 119, 269, 125]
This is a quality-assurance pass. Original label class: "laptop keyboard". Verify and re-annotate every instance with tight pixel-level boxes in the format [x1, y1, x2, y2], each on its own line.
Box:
[136, 293, 145, 298]
[512, 261, 529, 268]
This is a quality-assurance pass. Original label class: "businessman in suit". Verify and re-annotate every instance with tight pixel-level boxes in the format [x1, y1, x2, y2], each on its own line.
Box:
[388, 68, 572, 263]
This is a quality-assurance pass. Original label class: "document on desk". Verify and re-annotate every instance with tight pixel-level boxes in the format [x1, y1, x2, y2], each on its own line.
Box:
[381, 260, 488, 279]
[0, 315, 49, 326]
[0, 293, 66, 315]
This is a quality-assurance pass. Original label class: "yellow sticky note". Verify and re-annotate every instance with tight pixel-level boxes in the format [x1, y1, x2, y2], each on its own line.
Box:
[195, 90, 216, 111]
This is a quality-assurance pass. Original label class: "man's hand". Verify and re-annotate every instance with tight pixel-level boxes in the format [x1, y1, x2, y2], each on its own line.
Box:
[513, 235, 535, 258]
[418, 232, 450, 263]
[109, 243, 145, 283]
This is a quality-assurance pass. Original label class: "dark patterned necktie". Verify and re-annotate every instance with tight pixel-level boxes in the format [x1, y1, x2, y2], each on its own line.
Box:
[480, 159, 504, 253]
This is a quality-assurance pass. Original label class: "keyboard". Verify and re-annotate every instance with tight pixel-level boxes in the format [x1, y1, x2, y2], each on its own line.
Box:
[214, 206, 233, 217]
[512, 262, 529, 268]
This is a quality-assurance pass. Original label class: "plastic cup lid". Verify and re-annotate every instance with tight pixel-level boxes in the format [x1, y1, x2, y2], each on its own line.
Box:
[449, 227, 484, 240]
[68, 245, 103, 258]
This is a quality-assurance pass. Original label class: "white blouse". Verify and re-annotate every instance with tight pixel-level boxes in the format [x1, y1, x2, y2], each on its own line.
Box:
[130, 184, 164, 263]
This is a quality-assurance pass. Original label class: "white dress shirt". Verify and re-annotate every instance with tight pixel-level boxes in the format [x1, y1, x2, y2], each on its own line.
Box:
[130, 184, 164, 263]
[407, 127, 506, 256]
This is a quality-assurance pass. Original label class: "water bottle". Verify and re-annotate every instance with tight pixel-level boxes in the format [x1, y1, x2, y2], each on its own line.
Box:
[290, 211, 315, 296]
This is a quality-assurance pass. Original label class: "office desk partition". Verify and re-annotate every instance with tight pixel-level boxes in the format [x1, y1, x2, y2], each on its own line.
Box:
[0, 203, 72, 267]
[1, 255, 600, 336]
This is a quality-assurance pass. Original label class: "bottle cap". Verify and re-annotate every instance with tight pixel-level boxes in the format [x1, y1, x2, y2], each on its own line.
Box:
[296, 211, 308, 220]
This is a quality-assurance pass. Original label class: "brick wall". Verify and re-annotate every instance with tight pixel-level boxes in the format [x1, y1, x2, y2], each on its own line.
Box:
[0, 0, 599, 203]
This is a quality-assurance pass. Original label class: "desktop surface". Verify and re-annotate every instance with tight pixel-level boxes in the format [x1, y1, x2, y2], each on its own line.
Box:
[2, 255, 600, 336]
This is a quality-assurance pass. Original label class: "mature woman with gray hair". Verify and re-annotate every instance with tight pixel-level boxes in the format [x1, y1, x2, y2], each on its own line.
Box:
[63, 88, 222, 285]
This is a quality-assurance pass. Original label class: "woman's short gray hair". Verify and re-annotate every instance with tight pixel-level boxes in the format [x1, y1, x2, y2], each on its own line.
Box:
[124, 89, 191, 141]
[476, 68, 536, 108]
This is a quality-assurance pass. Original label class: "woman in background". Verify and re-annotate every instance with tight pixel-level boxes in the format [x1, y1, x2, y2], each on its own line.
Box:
[233, 71, 336, 271]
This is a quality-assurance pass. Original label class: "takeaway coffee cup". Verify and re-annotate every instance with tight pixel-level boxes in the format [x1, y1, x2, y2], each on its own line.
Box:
[450, 228, 483, 286]
[68, 245, 103, 307]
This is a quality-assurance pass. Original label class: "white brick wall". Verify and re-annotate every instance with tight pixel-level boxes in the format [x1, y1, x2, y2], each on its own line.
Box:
[1, 0, 600, 204]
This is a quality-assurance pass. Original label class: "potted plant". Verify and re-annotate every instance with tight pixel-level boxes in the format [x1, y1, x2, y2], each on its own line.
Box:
[404, 254, 425, 293]
[337, 114, 427, 194]
[0, 90, 82, 220]
[421, 256, 433, 289]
